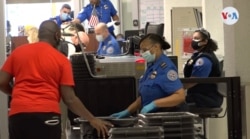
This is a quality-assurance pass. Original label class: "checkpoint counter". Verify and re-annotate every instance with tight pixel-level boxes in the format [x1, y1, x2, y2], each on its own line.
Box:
[68, 52, 242, 139]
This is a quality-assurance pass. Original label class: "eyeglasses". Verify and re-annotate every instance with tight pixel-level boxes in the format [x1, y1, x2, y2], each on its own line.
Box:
[140, 45, 154, 53]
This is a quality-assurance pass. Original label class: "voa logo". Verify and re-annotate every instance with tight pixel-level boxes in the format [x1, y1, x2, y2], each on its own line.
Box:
[221, 7, 239, 25]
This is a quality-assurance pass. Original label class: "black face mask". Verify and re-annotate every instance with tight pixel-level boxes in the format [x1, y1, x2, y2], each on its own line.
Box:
[191, 40, 201, 50]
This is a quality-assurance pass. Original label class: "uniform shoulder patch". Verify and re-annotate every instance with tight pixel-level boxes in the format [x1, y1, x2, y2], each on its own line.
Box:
[106, 47, 114, 54]
[195, 58, 204, 66]
[167, 70, 178, 81]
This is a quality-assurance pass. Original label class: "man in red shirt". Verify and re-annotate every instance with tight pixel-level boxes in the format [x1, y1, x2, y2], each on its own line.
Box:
[0, 20, 112, 139]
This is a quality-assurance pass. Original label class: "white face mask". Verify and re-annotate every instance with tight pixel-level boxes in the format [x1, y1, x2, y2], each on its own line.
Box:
[141, 50, 156, 63]
[61, 13, 68, 21]
[96, 35, 104, 42]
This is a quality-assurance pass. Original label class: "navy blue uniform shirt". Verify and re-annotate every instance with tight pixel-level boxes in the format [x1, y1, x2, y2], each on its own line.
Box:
[77, 0, 117, 34]
[97, 34, 121, 55]
[50, 15, 72, 27]
[139, 54, 183, 107]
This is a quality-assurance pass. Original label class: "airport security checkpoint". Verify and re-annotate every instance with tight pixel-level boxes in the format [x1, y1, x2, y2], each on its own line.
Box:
[1, 1, 248, 139]
[1, 19, 242, 139]
[59, 23, 241, 139]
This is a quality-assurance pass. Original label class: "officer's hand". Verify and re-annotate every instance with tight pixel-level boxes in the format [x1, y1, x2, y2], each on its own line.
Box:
[114, 21, 120, 26]
[140, 102, 157, 114]
[110, 109, 130, 119]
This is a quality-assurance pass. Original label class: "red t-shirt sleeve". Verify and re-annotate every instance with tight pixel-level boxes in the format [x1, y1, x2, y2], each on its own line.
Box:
[1, 55, 13, 75]
[60, 61, 75, 86]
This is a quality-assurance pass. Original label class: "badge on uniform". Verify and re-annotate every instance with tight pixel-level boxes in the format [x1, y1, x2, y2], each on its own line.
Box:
[167, 70, 178, 81]
[150, 71, 157, 79]
[104, 4, 108, 9]
[188, 59, 193, 65]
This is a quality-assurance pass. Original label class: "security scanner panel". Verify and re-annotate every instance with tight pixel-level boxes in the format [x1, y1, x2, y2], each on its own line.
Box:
[68, 76, 137, 125]
[95, 55, 146, 79]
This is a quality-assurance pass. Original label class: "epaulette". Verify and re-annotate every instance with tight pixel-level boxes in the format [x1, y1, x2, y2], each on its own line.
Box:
[160, 62, 167, 69]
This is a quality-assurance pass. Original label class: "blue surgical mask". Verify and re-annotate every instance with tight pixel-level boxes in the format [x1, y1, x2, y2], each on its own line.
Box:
[116, 38, 125, 41]
[141, 50, 155, 63]
[61, 13, 69, 21]
[96, 35, 104, 42]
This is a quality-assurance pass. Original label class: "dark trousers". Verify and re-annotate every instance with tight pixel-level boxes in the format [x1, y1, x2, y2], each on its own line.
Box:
[9, 112, 61, 139]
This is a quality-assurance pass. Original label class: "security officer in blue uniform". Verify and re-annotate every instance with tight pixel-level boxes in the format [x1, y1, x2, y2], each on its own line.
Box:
[95, 23, 121, 55]
[184, 28, 223, 108]
[50, 4, 72, 27]
[111, 34, 186, 118]
[73, 0, 119, 37]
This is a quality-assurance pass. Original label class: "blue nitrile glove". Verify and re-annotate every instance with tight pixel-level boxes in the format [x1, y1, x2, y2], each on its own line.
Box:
[110, 109, 130, 119]
[140, 102, 157, 114]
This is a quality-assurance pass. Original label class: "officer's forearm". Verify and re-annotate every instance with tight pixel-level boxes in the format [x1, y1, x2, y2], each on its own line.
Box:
[112, 15, 119, 22]
[72, 18, 81, 24]
[127, 97, 141, 114]
[154, 88, 185, 107]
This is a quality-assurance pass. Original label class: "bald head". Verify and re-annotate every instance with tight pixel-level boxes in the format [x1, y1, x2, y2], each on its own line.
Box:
[71, 31, 89, 46]
[38, 20, 61, 48]
[94, 22, 109, 39]
[95, 23, 108, 31]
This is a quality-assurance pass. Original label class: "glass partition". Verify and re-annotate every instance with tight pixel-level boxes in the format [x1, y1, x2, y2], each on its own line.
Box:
[6, 1, 73, 36]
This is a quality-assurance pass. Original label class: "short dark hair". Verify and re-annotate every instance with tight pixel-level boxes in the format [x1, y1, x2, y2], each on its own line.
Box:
[116, 33, 124, 38]
[61, 4, 71, 10]
[195, 28, 210, 40]
[68, 23, 85, 32]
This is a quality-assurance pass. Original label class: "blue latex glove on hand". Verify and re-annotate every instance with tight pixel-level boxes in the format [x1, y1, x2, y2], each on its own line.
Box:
[110, 110, 130, 119]
[140, 102, 157, 114]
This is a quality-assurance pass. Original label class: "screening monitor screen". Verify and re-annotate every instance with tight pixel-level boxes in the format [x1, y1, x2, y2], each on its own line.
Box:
[145, 22, 164, 37]
[168, 56, 178, 70]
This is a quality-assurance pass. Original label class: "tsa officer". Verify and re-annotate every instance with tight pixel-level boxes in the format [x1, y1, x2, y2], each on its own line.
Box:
[73, 0, 120, 37]
[50, 4, 72, 27]
[95, 23, 121, 56]
[111, 34, 185, 118]
[183, 28, 223, 108]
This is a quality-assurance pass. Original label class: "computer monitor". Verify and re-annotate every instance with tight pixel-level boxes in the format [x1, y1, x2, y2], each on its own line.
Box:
[127, 35, 141, 55]
[145, 22, 164, 37]
[124, 29, 144, 40]
[168, 56, 178, 70]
